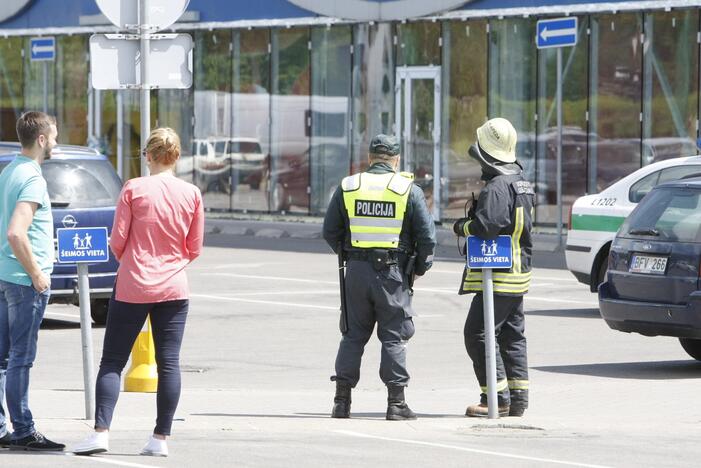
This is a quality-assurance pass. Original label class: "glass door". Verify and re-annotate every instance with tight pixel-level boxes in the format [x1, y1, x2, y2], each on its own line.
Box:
[395, 66, 441, 220]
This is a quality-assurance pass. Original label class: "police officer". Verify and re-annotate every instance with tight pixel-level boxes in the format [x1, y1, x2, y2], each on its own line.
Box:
[452, 118, 534, 418]
[323, 134, 436, 421]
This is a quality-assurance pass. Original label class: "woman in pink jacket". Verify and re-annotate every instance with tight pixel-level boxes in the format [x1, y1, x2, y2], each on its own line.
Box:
[73, 128, 204, 457]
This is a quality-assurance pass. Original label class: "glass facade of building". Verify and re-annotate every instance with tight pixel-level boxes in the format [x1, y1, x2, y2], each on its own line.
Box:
[1, 8, 700, 226]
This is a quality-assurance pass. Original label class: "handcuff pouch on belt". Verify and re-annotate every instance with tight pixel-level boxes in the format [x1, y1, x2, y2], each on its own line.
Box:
[370, 249, 397, 271]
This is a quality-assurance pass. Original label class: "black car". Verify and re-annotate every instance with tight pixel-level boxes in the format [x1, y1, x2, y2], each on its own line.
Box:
[599, 178, 701, 360]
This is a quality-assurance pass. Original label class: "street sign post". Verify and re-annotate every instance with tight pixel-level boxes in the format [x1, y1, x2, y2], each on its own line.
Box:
[89, 34, 193, 90]
[467, 235, 513, 419]
[536, 17, 577, 49]
[93, 0, 192, 177]
[30, 37, 55, 114]
[57, 227, 110, 420]
[536, 17, 578, 249]
[30, 37, 55, 61]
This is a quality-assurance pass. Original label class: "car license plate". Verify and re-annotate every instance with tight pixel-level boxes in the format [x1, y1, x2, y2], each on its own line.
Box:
[629, 255, 667, 275]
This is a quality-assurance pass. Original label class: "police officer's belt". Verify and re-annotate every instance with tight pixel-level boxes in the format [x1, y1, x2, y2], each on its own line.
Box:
[347, 249, 401, 270]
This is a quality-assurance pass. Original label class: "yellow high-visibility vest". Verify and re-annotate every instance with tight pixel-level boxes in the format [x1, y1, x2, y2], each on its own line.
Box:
[341, 172, 413, 249]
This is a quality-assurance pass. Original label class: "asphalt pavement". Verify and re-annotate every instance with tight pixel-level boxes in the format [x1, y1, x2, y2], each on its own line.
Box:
[4, 225, 699, 467]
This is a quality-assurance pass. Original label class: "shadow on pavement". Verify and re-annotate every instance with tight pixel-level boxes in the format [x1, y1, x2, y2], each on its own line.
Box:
[526, 308, 601, 319]
[533, 360, 701, 380]
[191, 412, 463, 420]
[40, 318, 81, 330]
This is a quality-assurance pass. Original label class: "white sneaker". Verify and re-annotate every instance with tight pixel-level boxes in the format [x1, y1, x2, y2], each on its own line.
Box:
[72, 431, 109, 456]
[140, 435, 168, 457]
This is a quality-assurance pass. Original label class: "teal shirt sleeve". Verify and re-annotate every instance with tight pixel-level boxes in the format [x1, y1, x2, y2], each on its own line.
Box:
[17, 173, 48, 207]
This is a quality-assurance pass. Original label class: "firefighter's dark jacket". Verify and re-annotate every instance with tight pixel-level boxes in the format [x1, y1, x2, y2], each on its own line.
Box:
[323, 162, 437, 276]
[459, 173, 535, 296]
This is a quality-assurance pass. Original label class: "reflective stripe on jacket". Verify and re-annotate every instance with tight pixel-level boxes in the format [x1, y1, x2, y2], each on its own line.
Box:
[341, 172, 413, 249]
[459, 174, 535, 296]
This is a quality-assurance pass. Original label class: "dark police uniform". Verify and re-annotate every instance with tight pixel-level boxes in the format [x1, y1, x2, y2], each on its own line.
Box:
[323, 135, 436, 420]
[457, 170, 534, 416]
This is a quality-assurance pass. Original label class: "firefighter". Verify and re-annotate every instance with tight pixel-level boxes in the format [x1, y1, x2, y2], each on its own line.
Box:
[453, 118, 534, 417]
[323, 134, 436, 420]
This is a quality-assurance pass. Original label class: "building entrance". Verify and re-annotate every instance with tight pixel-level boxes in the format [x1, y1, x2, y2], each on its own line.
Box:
[395, 66, 441, 220]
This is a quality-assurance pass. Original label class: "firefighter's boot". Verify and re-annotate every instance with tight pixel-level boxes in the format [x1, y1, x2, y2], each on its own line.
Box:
[509, 389, 528, 417]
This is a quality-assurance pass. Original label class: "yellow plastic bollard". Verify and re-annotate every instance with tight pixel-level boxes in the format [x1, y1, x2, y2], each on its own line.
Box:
[124, 316, 158, 392]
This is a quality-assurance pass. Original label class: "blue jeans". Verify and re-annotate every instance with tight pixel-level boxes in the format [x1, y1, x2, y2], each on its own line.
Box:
[0, 279, 49, 439]
[95, 297, 188, 436]
[0, 355, 6, 438]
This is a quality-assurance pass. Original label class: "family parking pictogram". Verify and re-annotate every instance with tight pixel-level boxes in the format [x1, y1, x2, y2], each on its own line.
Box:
[73, 232, 93, 250]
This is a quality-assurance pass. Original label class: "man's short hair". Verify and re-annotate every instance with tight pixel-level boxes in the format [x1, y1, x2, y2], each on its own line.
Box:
[368, 152, 399, 163]
[16, 111, 56, 149]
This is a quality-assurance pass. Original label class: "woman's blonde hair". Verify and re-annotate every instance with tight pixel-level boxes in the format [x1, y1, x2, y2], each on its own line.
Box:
[145, 127, 181, 165]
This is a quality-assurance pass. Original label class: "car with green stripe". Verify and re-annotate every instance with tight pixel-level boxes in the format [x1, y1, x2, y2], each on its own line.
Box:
[566, 155, 701, 291]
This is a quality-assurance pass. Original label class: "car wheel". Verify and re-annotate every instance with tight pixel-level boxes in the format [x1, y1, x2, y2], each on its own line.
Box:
[90, 298, 109, 325]
[679, 338, 701, 361]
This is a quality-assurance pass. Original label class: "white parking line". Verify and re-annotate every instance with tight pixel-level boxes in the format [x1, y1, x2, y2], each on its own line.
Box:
[527, 296, 598, 307]
[535, 276, 580, 282]
[191, 293, 337, 310]
[69, 454, 160, 468]
[190, 262, 277, 270]
[430, 269, 580, 283]
[222, 290, 337, 297]
[334, 430, 612, 468]
[45, 312, 80, 319]
[202, 272, 338, 285]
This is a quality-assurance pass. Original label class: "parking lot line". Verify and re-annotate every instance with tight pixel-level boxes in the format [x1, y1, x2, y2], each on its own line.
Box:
[45, 311, 80, 319]
[334, 430, 612, 468]
[202, 272, 338, 285]
[69, 454, 160, 468]
[189, 262, 278, 270]
[527, 296, 598, 306]
[223, 290, 337, 297]
[428, 269, 580, 283]
[191, 293, 337, 310]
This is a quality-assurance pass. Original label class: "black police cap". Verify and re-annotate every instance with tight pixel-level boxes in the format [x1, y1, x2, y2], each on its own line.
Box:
[369, 134, 400, 156]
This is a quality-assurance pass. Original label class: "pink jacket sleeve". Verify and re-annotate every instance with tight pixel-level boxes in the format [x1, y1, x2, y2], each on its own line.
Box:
[110, 182, 132, 261]
[186, 189, 204, 261]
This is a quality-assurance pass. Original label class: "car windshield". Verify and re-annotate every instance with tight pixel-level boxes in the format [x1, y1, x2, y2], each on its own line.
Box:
[43, 159, 122, 208]
[620, 186, 701, 242]
[0, 158, 122, 209]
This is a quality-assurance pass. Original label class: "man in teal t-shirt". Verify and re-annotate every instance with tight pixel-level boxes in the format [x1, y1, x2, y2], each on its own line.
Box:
[0, 152, 54, 286]
[0, 111, 64, 451]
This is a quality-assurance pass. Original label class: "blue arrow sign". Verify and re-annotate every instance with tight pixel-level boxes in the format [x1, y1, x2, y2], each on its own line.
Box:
[57, 227, 109, 264]
[536, 17, 578, 49]
[466, 235, 513, 269]
[30, 37, 55, 61]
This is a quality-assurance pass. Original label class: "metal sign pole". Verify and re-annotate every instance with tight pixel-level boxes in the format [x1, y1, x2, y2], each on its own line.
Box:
[482, 269, 498, 419]
[140, 0, 151, 177]
[42, 61, 48, 113]
[556, 47, 563, 249]
[76, 263, 95, 419]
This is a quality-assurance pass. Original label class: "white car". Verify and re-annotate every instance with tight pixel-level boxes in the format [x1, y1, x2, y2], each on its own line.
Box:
[566, 155, 701, 291]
